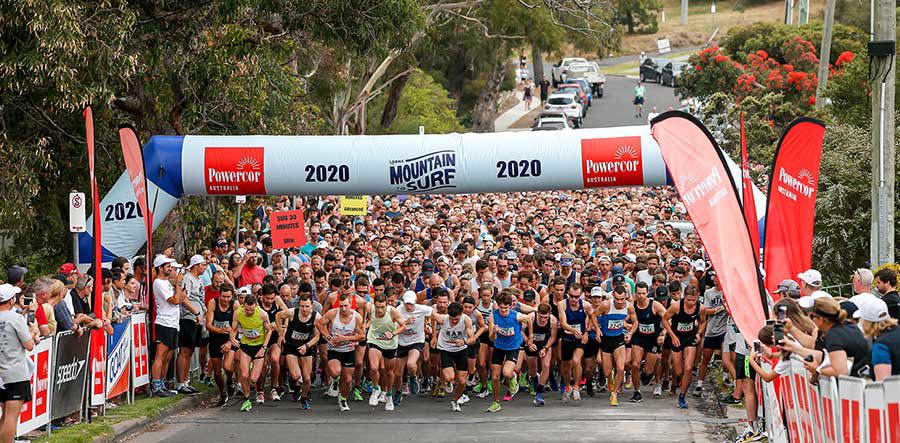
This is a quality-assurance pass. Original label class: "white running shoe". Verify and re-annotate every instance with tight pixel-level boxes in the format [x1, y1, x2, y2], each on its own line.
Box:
[379, 391, 387, 403]
[369, 387, 382, 406]
[270, 388, 282, 401]
[256, 391, 265, 404]
[458, 394, 470, 405]
[451, 400, 461, 412]
[561, 388, 571, 404]
[476, 389, 491, 399]
[653, 384, 663, 398]
[572, 388, 581, 401]
[385, 396, 395, 411]
[328, 381, 339, 398]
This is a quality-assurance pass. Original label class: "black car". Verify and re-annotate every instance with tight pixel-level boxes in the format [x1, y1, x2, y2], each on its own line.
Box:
[639, 58, 670, 83]
[661, 61, 688, 87]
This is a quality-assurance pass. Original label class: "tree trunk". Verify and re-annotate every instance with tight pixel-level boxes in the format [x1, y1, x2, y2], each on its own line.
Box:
[626, 10, 635, 33]
[531, 45, 544, 82]
[471, 41, 509, 133]
[379, 70, 411, 129]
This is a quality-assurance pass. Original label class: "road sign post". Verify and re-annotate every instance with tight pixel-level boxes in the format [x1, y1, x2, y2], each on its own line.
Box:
[70, 191, 86, 264]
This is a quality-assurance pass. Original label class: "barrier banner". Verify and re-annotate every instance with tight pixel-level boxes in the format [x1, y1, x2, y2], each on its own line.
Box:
[339, 195, 367, 216]
[805, 369, 825, 442]
[762, 119, 826, 298]
[107, 319, 132, 399]
[819, 375, 840, 442]
[270, 209, 306, 249]
[15, 339, 53, 436]
[131, 313, 150, 387]
[51, 331, 90, 419]
[651, 112, 767, 344]
[864, 382, 886, 443]
[90, 328, 106, 406]
[758, 360, 788, 443]
[788, 358, 814, 443]
[839, 375, 865, 443]
[885, 377, 900, 443]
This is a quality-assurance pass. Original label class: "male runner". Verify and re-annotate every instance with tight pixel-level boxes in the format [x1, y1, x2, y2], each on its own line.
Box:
[276, 295, 320, 409]
[394, 290, 433, 404]
[662, 285, 705, 409]
[474, 285, 494, 398]
[525, 302, 557, 406]
[583, 286, 605, 397]
[628, 282, 666, 401]
[434, 301, 477, 411]
[258, 283, 288, 402]
[461, 296, 487, 401]
[206, 283, 237, 406]
[229, 294, 274, 412]
[366, 293, 405, 411]
[592, 284, 636, 406]
[487, 289, 532, 413]
[557, 283, 589, 403]
[317, 293, 365, 411]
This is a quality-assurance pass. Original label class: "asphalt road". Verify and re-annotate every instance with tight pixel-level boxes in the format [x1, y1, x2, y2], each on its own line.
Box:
[582, 75, 682, 128]
[130, 382, 732, 443]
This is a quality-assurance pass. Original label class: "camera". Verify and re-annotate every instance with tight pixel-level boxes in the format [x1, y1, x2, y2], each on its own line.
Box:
[753, 340, 761, 354]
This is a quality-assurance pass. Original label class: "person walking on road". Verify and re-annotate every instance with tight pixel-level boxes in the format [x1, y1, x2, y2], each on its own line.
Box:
[523, 78, 534, 110]
[538, 76, 550, 108]
[634, 81, 646, 118]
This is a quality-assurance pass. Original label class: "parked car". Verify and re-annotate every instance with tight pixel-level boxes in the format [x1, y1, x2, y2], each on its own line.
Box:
[661, 61, 688, 87]
[531, 112, 572, 131]
[639, 58, 670, 83]
[567, 78, 594, 106]
[563, 62, 606, 97]
[557, 83, 589, 112]
[544, 92, 583, 128]
[551, 57, 587, 87]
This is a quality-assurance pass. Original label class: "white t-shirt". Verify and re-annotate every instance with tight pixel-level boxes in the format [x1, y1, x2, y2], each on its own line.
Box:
[153, 279, 180, 329]
[398, 304, 433, 346]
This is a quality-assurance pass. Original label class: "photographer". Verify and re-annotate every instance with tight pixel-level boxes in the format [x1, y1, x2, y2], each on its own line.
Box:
[780, 298, 870, 378]
[0, 283, 40, 443]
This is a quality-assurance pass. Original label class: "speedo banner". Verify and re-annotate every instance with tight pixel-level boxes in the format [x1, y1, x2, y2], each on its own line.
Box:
[651, 111, 767, 344]
[51, 330, 91, 420]
[78, 127, 768, 264]
[107, 318, 132, 399]
[15, 339, 53, 437]
[762, 118, 826, 299]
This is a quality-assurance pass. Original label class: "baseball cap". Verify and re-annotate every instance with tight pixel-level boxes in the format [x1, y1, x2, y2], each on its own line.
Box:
[624, 253, 637, 264]
[422, 261, 435, 275]
[692, 259, 707, 272]
[455, 244, 467, 253]
[797, 269, 822, 286]
[773, 279, 800, 294]
[321, 222, 332, 231]
[849, 291, 879, 309]
[237, 286, 252, 296]
[391, 256, 403, 264]
[655, 285, 670, 300]
[668, 259, 679, 268]
[560, 253, 574, 267]
[153, 255, 177, 268]
[188, 254, 206, 268]
[590, 286, 605, 298]
[316, 240, 329, 249]
[612, 274, 626, 285]
[611, 265, 624, 275]
[853, 297, 890, 322]
[839, 300, 859, 319]
[215, 239, 228, 248]
[523, 289, 537, 301]
[288, 262, 300, 271]
[598, 255, 612, 263]
[402, 290, 417, 304]
[75, 275, 93, 289]
[7, 265, 27, 283]
[0, 283, 22, 303]
[798, 290, 832, 309]
[58, 263, 80, 276]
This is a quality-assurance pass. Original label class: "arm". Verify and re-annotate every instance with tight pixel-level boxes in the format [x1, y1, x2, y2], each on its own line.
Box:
[488, 314, 496, 342]
[463, 316, 477, 346]
[229, 310, 240, 346]
[626, 305, 638, 340]
[557, 301, 581, 337]
[819, 350, 849, 377]
[662, 304, 680, 348]
[388, 308, 406, 338]
[748, 352, 778, 383]
[518, 312, 532, 343]
[472, 311, 487, 339]
[316, 310, 333, 342]
[275, 309, 292, 344]
[260, 311, 275, 348]
[206, 300, 226, 334]
[350, 313, 366, 342]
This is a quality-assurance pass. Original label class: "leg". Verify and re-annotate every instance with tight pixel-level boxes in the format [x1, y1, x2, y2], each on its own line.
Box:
[490, 363, 503, 403]
[340, 367, 354, 398]
[299, 356, 314, 397]
[381, 356, 395, 395]
[453, 370, 468, 401]
[0, 400, 25, 443]
[571, 348, 584, 390]
[285, 355, 302, 387]
[176, 346, 193, 385]
[151, 343, 171, 385]
[239, 352, 253, 399]
[211, 358, 225, 393]
[613, 346, 627, 391]
[268, 344, 282, 390]
[681, 347, 697, 395]
[367, 348, 383, 389]
[353, 345, 366, 387]
[631, 345, 645, 391]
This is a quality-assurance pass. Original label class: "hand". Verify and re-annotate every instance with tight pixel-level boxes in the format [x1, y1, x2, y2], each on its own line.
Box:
[528, 341, 537, 352]
[778, 338, 802, 354]
[657, 335, 665, 346]
[230, 338, 240, 348]
[803, 358, 817, 373]
[749, 350, 758, 361]
[256, 348, 265, 359]
[454, 339, 465, 347]
[221, 342, 231, 354]
[539, 348, 546, 358]
[571, 330, 582, 339]
[299, 345, 307, 355]
[671, 335, 681, 349]
[624, 333, 632, 343]
[580, 333, 589, 344]
[383, 331, 393, 340]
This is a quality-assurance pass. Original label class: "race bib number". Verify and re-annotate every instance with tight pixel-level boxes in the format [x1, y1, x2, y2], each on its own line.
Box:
[638, 323, 655, 334]
[402, 328, 417, 336]
[243, 328, 260, 339]
[213, 320, 230, 329]
[569, 324, 582, 333]
[607, 319, 625, 330]
[497, 327, 514, 337]
[291, 331, 309, 341]
[533, 333, 547, 342]
[676, 322, 694, 332]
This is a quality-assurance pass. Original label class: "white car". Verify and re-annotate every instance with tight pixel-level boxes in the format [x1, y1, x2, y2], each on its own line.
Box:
[562, 62, 606, 97]
[551, 57, 588, 87]
[531, 112, 572, 131]
[544, 92, 583, 128]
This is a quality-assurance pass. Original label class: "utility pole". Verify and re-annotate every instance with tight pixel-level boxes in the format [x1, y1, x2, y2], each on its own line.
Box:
[869, 0, 896, 267]
[680, 0, 687, 25]
[813, 0, 836, 108]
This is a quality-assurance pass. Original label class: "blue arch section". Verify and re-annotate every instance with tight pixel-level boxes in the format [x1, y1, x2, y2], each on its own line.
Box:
[144, 135, 185, 198]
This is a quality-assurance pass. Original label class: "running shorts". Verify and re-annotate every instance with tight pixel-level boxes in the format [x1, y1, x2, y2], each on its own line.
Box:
[396, 342, 425, 358]
[703, 334, 725, 350]
[155, 324, 179, 349]
[178, 319, 201, 349]
[240, 343, 264, 359]
[208, 335, 230, 359]
[440, 349, 468, 370]
[327, 350, 356, 368]
[368, 343, 397, 359]
[560, 339, 584, 361]
[466, 344, 479, 359]
[524, 341, 549, 358]
[600, 334, 626, 354]
[490, 348, 519, 366]
[0, 381, 31, 402]
[735, 354, 756, 380]
[632, 333, 661, 354]
[671, 334, 697, 352]
[283, 342, 317, 358]
[584, 337, 601, 358]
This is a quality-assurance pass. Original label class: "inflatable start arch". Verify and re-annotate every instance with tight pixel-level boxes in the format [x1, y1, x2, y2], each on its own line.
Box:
[78, 125, 766, 264]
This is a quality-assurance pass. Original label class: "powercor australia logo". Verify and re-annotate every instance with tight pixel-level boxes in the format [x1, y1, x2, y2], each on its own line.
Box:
[678, 167, 727, 208]
[389, 150, 457, 192]
[775, 167, 815, 202]
[204, 147, 266, 195]
[581, 137, 643, 187]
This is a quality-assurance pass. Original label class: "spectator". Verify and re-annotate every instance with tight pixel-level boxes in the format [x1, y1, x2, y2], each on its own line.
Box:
[772, 279, 801, 299]
[29, 277, 53, 336]
[796, 269, 822, 297]
[783, 297, 870, 378]
[43, 279, 68, 335]
[855, 298, 900, 380]
[0, 283, 39, 443]
[6, 265, 28, 289]
[874, 268, 899, 320]
[176, 255, 206, 395]
[851, 268, 874, 295]
[151, 255, 186, 397]
[776, 297, 817, 349]
[538, 75, 550, 108]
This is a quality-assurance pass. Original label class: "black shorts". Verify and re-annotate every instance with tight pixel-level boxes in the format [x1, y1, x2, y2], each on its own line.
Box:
[327, 350, 356, 368]
[671, 334, 697, 353]
[584, 337, 601, 358]
[490, 348, 519, 366]
[208, 335, 230, 359]
[703, 334, 725, 350]
[283, 342, 317, 358]
[600, 334, 626, 354]
[735, 354, 756, 380]
[440, 349, 468, 370]
[467, 344, 479, 359]
[178, 319, 201, 349]
[0, 380, 31, 402]
[155, 324, 179, 349]
[633, 334, 661, 354]
[368, 343, 397, 359]
[198, 334, 209, 347]
[396, 342, 425, 358]
[524, 341, 549, 358]
[634, 96, 645, 105]
[240, 343, 264, 358]
[560, 339, 584, 361]
[479, 335, 494, 348]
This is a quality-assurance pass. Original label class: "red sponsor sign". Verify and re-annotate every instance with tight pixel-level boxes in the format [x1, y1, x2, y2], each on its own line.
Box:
[90, 328, 106, 406]
[204, 147, 266, 195]
[270, 210, 307, 249]
[17, 339, 51, 435]
[131, 313, 150, 387]
[580, 136, 643, 187]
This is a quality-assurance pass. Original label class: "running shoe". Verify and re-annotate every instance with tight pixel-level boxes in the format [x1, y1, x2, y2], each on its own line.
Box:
[624, 380, 633, 390]
[503, 392, 513, 401]
[476, 389, 491, 399]
[561, 388, 570, 404]
[610, 391, 618, 407]
[641, 372, 654, 387]
[393, 390, 403, 406]
[549, 376, 559, 392]
[508, 375, 520, 396]
[445, 383, 454, 395]
[526, 381, 535, 396]
[153, 387, 174, 398]
[401, 383, 411, 396]
[630, 391, 643, 403]
[293, 387, 303, 402]
[301, 397, 311, 410]
[518, 373, 528, 388]
[385, 396, 395, 411]
[451, 400, 462, 412]
[597, 382, 608, 394]
[721, 395, 742, 405]
[177, 385, 197, 395]
[653, 384, 663, 398]
[379, 391, 387, 403]
[339, 396, 351, 412]
[256, 391, 265, 404]
[361, 379, 374, 393]
[351, 387, 364, 402]
[678, 394, 688, 409]
[270, 388, 282, 401]
[661, 379, 670, 392]
[216, 394, 229, 407]
[585, 380, 594, 397]
[486, 401, 502, 413]
[241, 398, 253, 412]
[533, 392, 545, 406]
[458, 394, 470, 404]
[487, 380, 493, 394]
[409, 376, 420, 395]
[369, 387, 382, 406]
[328, 380, 339, 398]
[572, 387, 581, 401]
[692, 384, 702, 397]
[473, 381, 484, 393]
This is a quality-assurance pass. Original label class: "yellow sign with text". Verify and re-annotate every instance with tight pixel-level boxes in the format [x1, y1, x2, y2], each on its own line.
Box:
[340, 195, 368, 216]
